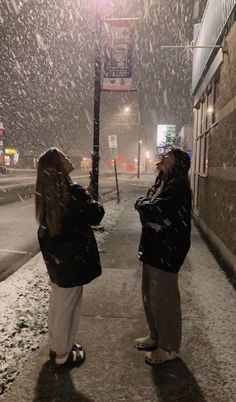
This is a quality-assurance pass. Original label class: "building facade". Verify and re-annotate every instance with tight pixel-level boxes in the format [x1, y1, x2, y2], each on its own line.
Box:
[175, 124, 193, 153]
[192, 0, 236, 271]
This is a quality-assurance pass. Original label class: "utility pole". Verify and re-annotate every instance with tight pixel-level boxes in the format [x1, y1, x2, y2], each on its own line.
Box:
[137, 104, 141, 178]
[91, 9, 101, 201]
[128, 87, 142, 179]
[137, 83, 142, 179]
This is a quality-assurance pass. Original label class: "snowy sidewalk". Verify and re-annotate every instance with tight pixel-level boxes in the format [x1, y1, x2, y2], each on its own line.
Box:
[1, 178, 236, 402]
[0, 199, 125, 397]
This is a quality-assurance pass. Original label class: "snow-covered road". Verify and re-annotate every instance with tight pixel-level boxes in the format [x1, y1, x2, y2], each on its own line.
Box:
[0, 173, 135, 280]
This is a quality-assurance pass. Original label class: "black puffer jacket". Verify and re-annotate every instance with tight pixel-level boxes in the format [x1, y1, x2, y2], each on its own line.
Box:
[135, 180, 192, 273]
[38, 182, 105, 287]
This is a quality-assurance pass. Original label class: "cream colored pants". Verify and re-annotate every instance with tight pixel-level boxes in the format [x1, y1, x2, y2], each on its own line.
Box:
[48, 282, 83, 357]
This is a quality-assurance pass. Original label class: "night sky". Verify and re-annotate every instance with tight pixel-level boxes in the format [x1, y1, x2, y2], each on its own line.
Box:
[0, 0, 207, 165]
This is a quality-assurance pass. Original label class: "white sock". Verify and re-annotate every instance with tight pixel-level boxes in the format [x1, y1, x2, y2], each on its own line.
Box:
[55, 353, 69, 364]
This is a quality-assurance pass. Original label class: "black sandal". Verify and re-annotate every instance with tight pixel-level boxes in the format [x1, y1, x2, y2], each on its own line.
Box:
[49, 343, 83, 360]
[54, 349, 86, 371]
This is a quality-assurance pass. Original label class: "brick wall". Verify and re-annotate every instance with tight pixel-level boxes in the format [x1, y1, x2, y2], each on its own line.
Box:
[217, 23, 236, 110]
[197, 23, 236, 264]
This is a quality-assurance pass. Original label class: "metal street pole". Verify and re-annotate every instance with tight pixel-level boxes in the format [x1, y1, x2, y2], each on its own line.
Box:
[137, 84, 142, 179]
[137, 105, 141, 178]
[91, 10, 101, 201]
[114, 158, 120, 204]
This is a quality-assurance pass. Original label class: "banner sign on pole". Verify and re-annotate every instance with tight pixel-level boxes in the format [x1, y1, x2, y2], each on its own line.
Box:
[0, 124, 4, 163]
[103, 19, 134, 92]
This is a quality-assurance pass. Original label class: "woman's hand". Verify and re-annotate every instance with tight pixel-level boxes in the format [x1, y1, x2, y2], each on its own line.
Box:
[134, 196, 147, 210]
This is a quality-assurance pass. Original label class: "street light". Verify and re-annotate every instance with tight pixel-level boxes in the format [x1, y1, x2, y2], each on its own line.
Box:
[145, 150, 150, 172]
[137, 102, 141, 179]
[136, 81, 143, 179]
[119, 89, 142, 178]
[207, 106, 214, 115]
[124, 106, 131, 113]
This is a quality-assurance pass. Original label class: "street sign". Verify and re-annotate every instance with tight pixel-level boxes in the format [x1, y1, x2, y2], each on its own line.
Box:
[110, 147, 118, 159]
[108, 135, 118, 148]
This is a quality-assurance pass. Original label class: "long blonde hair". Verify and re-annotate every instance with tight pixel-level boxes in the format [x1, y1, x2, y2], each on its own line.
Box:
[35, 148, 70, 237]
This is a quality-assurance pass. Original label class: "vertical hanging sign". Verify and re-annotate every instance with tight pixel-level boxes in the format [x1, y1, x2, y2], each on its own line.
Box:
[108, 135, 120, 203]
[103, 19, 134, 92]
[0, 122, 4, 165]
[108, 135, 118, 159]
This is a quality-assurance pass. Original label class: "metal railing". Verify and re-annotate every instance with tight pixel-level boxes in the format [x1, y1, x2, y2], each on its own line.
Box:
[192, 0, 236, 92]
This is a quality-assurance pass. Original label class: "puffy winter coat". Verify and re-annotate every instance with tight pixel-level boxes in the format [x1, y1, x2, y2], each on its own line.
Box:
[135, 180, 192, 273]
[38, 182, 105, 287]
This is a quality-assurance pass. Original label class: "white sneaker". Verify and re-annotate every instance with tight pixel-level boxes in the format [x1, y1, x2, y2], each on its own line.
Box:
[145, 347, 178, 365]
[134, 335, 158, 351]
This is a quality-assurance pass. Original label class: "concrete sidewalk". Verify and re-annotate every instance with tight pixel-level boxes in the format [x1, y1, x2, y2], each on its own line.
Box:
[2, 181, 236, 402]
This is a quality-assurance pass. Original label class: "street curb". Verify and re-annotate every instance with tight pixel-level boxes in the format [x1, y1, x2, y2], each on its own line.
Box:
[0, 184, 35, 206]
[0, 185, 120, 207]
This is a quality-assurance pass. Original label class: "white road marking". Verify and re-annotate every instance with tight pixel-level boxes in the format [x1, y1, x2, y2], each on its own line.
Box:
[21, 203, 34, 209]
[72, 175, 89, 179]
[0, 248, 30, 255]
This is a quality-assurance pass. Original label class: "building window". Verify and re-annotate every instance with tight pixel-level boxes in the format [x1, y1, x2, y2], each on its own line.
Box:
[195, 97, 209, 176]
[193, 67, 221, 210]
[213, 74, 220, 123]
[200, 133, 209, 174]
[206, 86, 214, 129]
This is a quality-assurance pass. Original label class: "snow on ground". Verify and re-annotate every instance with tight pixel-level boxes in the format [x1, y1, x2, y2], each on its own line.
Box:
[0, 200, 124, 396]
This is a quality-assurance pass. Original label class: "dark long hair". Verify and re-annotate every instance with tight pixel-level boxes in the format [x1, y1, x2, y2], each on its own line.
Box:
[35, 148, 70, 237]
[163, 147, 191, 189]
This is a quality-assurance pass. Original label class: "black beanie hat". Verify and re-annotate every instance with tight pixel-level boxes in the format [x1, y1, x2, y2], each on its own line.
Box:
[170, 147, 191, 174]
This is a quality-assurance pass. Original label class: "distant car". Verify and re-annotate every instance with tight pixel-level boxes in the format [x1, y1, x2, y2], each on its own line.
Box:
[0, 164, 7, 174]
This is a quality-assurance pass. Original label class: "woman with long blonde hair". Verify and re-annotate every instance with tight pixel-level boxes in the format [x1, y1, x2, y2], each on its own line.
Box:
[35, 148, 104, 369]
